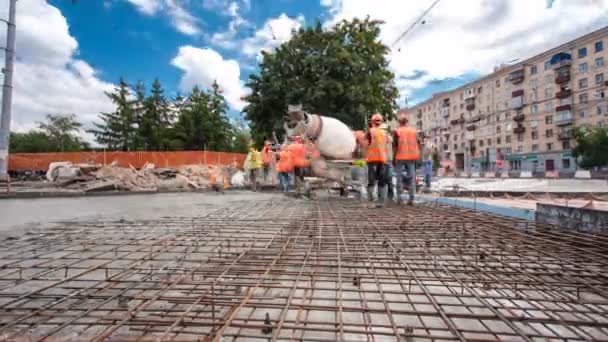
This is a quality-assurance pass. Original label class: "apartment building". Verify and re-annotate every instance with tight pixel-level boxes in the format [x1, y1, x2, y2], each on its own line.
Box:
[407, 26, 608, 174]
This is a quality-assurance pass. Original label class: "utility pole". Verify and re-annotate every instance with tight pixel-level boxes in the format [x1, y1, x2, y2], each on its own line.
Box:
[0, 0, 17, 180]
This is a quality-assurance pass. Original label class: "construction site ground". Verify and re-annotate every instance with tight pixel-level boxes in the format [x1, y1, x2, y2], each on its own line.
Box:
[0, 191, 607, 341]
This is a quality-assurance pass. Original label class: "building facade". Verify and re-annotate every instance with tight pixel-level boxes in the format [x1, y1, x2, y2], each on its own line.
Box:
[408, 27, 608, 175]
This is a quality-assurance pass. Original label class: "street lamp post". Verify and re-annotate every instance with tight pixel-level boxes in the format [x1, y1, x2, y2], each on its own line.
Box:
[0, 0, 17, 181]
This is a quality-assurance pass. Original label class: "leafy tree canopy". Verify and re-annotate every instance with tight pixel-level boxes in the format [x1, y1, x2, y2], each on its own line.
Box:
[243, 17, 399, 145]
[572, 126, 608, 169]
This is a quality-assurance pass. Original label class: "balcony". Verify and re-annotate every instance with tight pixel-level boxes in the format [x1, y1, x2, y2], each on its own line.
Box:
[555, 111, 573, 126]
[550, 52, 572, 70]
[467, 115, 481, 123]
[558, 131, 573, 140]
[555, 73, 571, 84]
[555, 104, 572, 112]
[513, 113, 525, 122]
[459, 117, 466, 124]
[466, 123, 476, 131]
[509, 69, 525, 84]
[416, 111, 422, 118]
[464, 89, 475, 100]
[450, 119, 460, 125]
[509, 96, 524, 110]
[513, 125, 525, 134]
[556, 89, 572, 99]
[466, 103, 475, 111]
[440, 107, 450, 117]
[511, 89, 524, 97]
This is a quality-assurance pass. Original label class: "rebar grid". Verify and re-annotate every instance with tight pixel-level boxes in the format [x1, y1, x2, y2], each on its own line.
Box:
[0, 198, 607, 341]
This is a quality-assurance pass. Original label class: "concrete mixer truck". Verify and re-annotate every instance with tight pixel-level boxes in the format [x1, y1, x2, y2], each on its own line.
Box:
[283, 105, 365, 195]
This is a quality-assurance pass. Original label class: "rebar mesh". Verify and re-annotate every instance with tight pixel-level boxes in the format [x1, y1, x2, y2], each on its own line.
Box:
[0, 198, 607, 341]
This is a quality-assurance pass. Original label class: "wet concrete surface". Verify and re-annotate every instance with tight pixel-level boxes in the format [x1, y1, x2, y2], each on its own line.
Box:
[0, 191, 283, 232]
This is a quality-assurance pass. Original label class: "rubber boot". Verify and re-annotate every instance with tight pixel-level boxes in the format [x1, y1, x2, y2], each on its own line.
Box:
[376, 186, 387, 208]
[367, 186, 375, 202]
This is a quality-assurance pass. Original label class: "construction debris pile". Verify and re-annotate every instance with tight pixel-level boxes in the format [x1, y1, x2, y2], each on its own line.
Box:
[45, 161, 244, 192]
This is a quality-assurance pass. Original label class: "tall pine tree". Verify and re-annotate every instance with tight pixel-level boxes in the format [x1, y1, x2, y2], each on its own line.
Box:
[140, 78, 172, 150]
[89, 79, 137, 151]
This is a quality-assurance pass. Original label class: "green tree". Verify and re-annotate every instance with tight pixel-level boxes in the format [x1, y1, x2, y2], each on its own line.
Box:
[36, 113, 87, 152]
[89, 78, 138, 151]
[243, 18, 399, 145]
[173, 83, 234, 151]
[572, 126, 608, 169]
[9, 131, 54, 153]
[230, 128, 251, 154]
[432, 147, 440, 171]
[140, 78, 172, 150]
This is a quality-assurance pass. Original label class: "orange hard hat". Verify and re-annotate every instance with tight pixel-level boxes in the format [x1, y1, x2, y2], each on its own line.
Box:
[371, 114, 383, 123]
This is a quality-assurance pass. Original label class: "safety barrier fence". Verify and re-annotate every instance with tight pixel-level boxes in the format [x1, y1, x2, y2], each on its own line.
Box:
[9, 151, 247, 171]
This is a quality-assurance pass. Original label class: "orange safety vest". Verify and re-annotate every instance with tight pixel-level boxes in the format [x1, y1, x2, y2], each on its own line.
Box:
[288, 143, 310, 168]
[277, 150, 294, 172]
[366, 127, 388, 163]
[262, 145, 272, 165]
[395, 126, 420, 161]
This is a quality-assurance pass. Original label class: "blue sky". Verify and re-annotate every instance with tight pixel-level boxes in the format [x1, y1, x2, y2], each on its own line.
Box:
[2, 0, 608, 138]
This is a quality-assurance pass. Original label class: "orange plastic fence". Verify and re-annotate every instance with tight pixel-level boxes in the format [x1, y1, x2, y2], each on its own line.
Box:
[8, 151, 247, 171]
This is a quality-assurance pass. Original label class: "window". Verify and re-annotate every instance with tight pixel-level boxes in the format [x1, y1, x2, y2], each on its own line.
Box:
[546, 115, 553, 124]
[580, 62, 588, 73]
[544, 61, 551, 71]
[454, 144, 458, 150]
[580, 110, 587, 118]
[579, 93, 588, 103]
[562, 141, 570, 150]
[530, 65, 537, 75]
[599, 105, 607, 116]
[545, 101, 552, 113]
[531, 104, 538, 114]
[578, 47, 587, 58]
[547, 143, 553, 151]
[461, 142, 465, 148]
[497, 137, 502, 144]
[530, 79, 538, 88]
[517, 134, 524, 142]
[596, 73, 604, 85]
[496, 79, 500, 88]
[579, 78, 588, 89]
[517, 145, 524, 153]
[443, 144, 449, 151]
[563, 158, 571, 169]
[477, 86, 483, 94]
[506, 135, 511, 143]
[532, 131, 539, 140]
[487, 138, 492, 146]
[545, 87, 553, 99]
[496, 126, 501, 133]
[531, 89, 538, 102]
[480, 151, 485, 157]
[506, 147, 512, 154]
[596, 57, 605, 69]
[546, 129, 553, 137]
[545, 74, 553, 84]
[532, 144, 539, 152]
[479, 140, 484, 147]
[596, 40, 604, 53]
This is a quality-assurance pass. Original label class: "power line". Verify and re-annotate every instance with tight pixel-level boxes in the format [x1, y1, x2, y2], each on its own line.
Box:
[390, 0, 441, 49]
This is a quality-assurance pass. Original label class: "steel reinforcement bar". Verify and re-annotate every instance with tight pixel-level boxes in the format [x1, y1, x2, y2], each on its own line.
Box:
[0, 198, 607, 341]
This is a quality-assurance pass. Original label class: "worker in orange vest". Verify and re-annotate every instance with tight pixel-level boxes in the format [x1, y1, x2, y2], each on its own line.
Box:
[393, 112, 420, 205]
[287, 136, 309, 193]
[261, 140, 273, 181]
[276, 146, 294, 192]
[366, 113, 389, 207]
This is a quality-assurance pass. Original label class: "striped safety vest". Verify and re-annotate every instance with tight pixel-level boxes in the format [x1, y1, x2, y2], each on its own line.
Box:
[366, 127, 388, 163]
[395, 126, 420, 161]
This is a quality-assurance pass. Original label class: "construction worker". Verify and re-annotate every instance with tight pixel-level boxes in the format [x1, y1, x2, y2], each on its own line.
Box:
[393, 112, 420, 205]
[262, 140, 273, 182]
[366, 114, 389, 207]
[382, 123, 396, 201]
[276, 146, 294, 192]
[421, 139, 433, 192]
[243, 144, 263, 191]
[287, 136, 309, 194]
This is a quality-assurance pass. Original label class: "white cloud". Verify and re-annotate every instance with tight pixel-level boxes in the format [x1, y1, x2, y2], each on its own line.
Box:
[210, 1, 251, 49]
[124, 0, 200, 36]
[171, 46, 247, 111]
[0, 0, 115, 139]
[322, 0, 608, 101]
[125, 0, 162, 15]
[241, 13, 305, 57]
